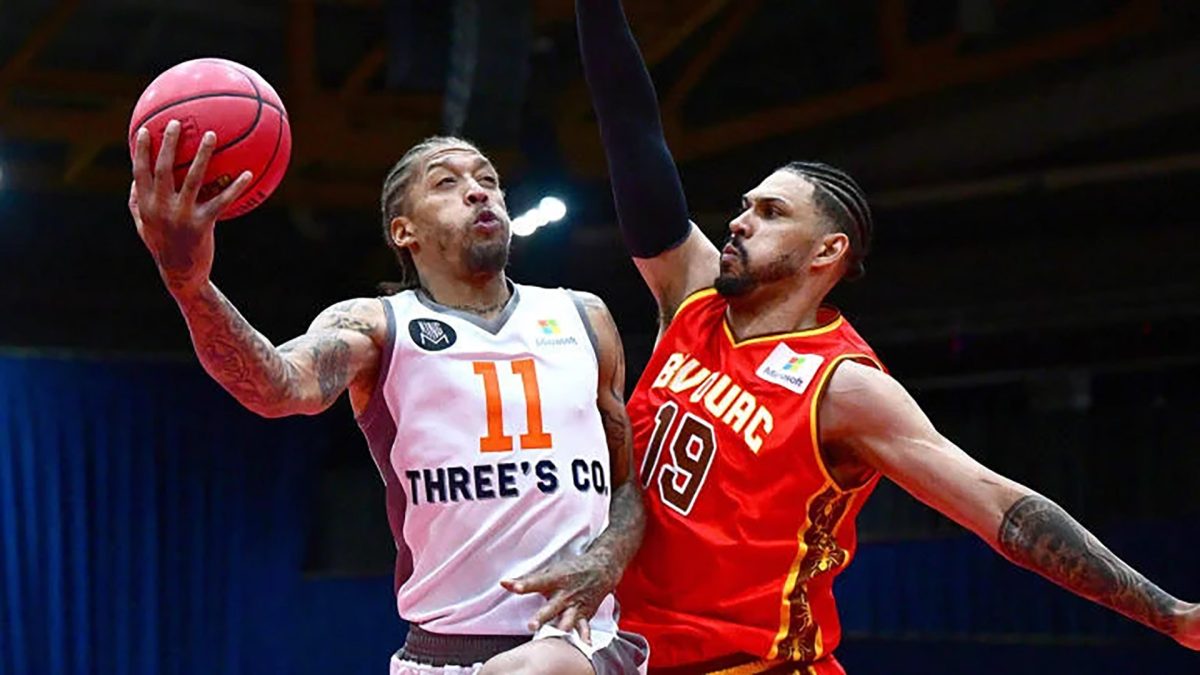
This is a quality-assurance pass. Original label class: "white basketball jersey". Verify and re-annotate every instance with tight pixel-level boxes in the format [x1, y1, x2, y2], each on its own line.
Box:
[355, 283, 617, 636]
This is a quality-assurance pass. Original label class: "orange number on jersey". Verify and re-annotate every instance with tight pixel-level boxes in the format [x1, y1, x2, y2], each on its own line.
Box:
[640, 402, 717, 516]
[472, 359, 554, 452]
[473, 362, 514, 452]
[511, 358, 553, 449]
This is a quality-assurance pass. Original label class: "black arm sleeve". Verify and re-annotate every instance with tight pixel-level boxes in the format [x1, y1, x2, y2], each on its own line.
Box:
[576, 0, 692, 258]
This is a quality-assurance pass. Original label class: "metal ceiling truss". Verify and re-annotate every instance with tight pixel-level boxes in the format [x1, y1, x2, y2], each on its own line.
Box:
[0, 0, 1163, 208]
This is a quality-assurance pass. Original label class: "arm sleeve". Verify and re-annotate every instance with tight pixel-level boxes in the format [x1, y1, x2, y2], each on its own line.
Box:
[576, 0, 692, 258]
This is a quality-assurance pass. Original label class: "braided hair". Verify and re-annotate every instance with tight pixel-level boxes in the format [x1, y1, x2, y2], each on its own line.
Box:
[781, 161, 873, 280]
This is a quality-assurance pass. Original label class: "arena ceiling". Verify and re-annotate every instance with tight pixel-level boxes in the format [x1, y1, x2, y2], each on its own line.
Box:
[1, 0, 1197, 210]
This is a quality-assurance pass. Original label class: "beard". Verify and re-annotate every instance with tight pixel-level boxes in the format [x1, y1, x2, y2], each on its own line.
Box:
[464, 237, 510, 276]
[715, 235, 753, 296]
[714, 270, 754, 297]
[714, 236, 798, 297]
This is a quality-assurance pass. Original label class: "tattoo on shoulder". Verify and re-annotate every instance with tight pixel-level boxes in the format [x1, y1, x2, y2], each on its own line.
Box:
[999, 495, 1180, 634]
[315, 299, 383, 338]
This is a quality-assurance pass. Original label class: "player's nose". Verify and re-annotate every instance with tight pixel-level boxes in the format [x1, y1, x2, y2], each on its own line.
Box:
[728, 211, 751, 237]
[465, 183, 489, 205]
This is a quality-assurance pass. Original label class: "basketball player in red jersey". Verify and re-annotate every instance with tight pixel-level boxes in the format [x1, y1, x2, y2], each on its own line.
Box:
[127, 123, 649, 673]
[576, 1, 1200, 672]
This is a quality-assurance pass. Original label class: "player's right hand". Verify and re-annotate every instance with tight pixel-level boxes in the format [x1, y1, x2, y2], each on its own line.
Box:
[129, 119, 252, 296]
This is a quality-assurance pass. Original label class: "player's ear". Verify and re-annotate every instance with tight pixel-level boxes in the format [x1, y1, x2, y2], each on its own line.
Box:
[391, 215, 418, 251]
[812, 231, 850, 272]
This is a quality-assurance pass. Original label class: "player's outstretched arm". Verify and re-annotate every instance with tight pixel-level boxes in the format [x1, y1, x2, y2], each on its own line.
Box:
[820, 361, 1200, 649]
[129, 120, 384, 418]
[576, 0, 718, 327]
[176, 290, 383, 418]
[502, 292, 646, 640]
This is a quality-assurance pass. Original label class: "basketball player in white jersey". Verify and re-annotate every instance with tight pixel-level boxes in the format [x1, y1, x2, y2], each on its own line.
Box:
[128, 122, 649, 674]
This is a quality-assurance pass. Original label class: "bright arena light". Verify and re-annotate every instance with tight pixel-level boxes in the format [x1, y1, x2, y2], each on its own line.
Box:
[511, 215, 539, 237]
[511, 195, 569, 237]
[538, 197, 567, 222]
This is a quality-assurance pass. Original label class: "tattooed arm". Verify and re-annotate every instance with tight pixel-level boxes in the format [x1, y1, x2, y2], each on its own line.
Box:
[578, 290, 646, 589]
[819, 360, 1200, 648]
[172, 286, 384, 418]
[128, 116, 385, 418]
[502, 291, 646, 639]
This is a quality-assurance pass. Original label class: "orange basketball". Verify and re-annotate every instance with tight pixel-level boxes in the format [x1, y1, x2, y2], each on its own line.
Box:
[128, 58, 292, 219]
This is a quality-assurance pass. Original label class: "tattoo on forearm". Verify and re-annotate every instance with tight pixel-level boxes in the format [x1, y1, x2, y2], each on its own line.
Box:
[182, 285, 295, 410]
[586, 481, 646, 582]
[573, 292, 646, 581]
[177, 289, 376, 414]
[998, 495, 1180, 635]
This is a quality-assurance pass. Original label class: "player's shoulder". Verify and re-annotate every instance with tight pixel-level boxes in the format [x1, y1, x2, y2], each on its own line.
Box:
[562, 288, 607, 313]
[318, 296, 388, 320]
[310, 296, 390, 344]
[827, 358, 892, 392]
[821, 360, 909, 433]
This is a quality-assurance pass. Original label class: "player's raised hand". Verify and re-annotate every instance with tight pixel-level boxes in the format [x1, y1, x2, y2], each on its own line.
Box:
[501, 553, 620, 645]
[129, 119, 252, 295]
[1174, 603, 1200, 650]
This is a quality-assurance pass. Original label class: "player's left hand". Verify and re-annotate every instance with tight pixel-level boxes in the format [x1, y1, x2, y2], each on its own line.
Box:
[1175, 603, 1200, 650]
[501, 552, 617, 644]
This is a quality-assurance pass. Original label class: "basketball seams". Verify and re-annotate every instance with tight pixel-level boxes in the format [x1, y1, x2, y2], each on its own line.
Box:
[168, 66, 261, 171]
[225, 109, 287, 219]
[129, 91, 285, 136]
[220, 59, 282, 217]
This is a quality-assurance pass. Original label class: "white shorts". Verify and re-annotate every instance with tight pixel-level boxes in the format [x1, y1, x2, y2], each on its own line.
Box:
[389, 625, 648, 675]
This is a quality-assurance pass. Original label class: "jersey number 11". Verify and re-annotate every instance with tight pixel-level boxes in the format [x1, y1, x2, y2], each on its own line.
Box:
[472, 359, 553, 452]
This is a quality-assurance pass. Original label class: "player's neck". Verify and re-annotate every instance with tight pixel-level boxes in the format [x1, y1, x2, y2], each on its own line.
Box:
[419, 272, 512, 319]
[724, 279, 828, 341]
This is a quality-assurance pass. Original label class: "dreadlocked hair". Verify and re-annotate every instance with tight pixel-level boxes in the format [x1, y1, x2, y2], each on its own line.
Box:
[378, 136, 482, 294]
[781, 161, 873, 281]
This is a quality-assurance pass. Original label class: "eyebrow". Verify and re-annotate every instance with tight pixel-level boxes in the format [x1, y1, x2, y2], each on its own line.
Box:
[425, 155, 494, 175]
[743, 194, 789, 207]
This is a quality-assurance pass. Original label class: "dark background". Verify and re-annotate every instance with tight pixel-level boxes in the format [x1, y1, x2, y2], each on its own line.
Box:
[2, 1, 1199, 673]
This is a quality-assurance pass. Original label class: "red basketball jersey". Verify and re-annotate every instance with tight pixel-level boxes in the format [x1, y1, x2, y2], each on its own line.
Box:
[618, 289, 884, 672]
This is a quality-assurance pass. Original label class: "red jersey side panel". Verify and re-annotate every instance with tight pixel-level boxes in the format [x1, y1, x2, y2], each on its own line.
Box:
[618, 290, 884, 669]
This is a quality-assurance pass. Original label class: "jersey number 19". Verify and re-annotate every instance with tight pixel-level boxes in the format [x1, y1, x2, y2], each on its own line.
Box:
[639, 402, 717, 516]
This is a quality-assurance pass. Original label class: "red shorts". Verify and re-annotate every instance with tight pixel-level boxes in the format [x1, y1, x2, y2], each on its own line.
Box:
[649, 653, 845, 675]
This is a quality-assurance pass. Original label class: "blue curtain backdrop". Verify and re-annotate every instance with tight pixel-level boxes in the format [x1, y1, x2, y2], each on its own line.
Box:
[0, 353, 401, 675]
[2, 352, 1198, 674]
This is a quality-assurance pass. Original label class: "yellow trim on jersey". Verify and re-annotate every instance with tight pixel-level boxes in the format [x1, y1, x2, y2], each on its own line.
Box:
[768, 481, 829, 660]
[672, 287, 720, 319]
[806, 484, 864, 662]
[703, 659, 818, 675]
[722, 314, 846, 349]
[766, 353, 883, 662]
[808, 353, 885, 493]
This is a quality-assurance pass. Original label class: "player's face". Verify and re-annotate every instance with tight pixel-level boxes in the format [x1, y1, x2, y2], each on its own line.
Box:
[404, 147, 511, 278]
[716, 170, 827, 297]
